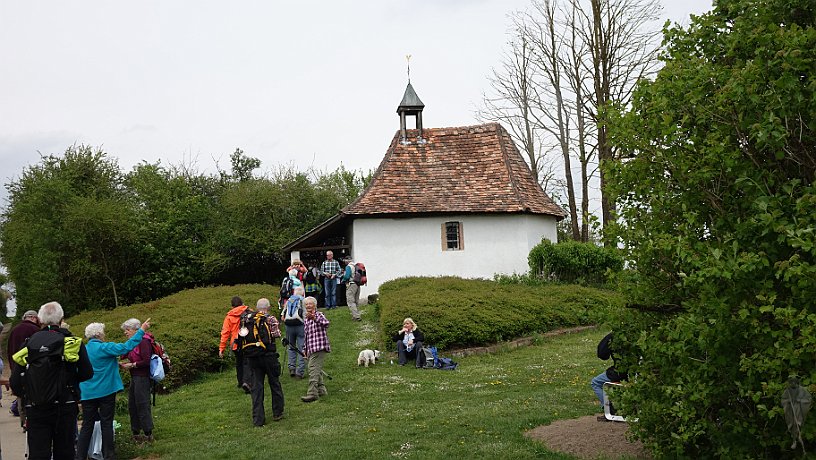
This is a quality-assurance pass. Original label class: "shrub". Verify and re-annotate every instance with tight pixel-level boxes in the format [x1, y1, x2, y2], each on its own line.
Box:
[67, 284, 274, 389]
[528, 240, 622, 285]
[377, 276, 624, 349]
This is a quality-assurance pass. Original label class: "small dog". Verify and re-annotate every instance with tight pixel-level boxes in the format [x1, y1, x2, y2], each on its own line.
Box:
[357, 349, 381, 367]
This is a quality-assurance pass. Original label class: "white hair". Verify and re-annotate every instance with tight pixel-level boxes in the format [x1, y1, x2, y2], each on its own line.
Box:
[85, 322, 105, 339]
[304, 296, 317, 307]
[38, 302, 64, 326]
[121, 318, 141, 331]
[256, 298, 271, 311]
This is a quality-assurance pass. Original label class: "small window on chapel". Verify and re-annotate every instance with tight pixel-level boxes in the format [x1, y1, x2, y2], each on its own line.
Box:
[443, 221, 463, 251]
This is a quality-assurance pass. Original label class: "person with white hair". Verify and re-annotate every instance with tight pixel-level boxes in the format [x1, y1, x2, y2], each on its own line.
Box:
[10, 301, 94, 460]
[121, 318, 157, 442]
[246, 298, 284, 426]
[75, 317, 151, 458]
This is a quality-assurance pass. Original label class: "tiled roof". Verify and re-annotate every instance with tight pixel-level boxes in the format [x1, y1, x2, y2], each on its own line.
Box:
[342, 123, 565, 218]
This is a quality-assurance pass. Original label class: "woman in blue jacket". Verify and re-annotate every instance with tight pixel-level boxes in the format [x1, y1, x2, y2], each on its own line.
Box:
[75, 318, 150, 460]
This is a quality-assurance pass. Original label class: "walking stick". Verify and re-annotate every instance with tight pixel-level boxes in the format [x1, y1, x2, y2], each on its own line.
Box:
[281, 338, 333, 380]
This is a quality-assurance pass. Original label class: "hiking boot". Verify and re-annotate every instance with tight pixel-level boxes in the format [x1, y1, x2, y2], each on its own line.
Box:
[301, 395, 319, 403]
[318, 389, 327, 397]
[272, 414, 284, 421]
[241, 383, 252, 394]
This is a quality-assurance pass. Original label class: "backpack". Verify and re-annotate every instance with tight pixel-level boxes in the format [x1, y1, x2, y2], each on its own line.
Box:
[147, 334, 171, 379]
[283, 295, 305, 326]
[304, 268, 317, 284]
[420, 346, 436, 369]
[352, 262, 367, 285]
[435, 356, 458, 370]
[237, 309, 276, 357]
[14, 330, 80, 405]
[279, 276, 294, 307]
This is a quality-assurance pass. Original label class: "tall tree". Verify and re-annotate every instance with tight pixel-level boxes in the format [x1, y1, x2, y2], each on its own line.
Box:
[608, 0, 816, 455]
[0, 146, 135, 314]
[583, 0, 662, 233]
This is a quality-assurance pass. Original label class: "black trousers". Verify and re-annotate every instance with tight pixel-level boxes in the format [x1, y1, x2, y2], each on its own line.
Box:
[234, 348, 252, 386]
[75, 393, 116, 460]
[397, 341, 424, 367]
[26, 402, 78, 460]
[248, 352, 284, 426]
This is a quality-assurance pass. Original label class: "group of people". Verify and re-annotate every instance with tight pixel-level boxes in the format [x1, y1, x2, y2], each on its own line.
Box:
[284, 252, 363, 321]
[218, 292, 331, 427]
[5, 301, 156, 460]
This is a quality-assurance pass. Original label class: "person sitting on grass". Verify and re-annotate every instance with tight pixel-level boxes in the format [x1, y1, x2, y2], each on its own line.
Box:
[392, 318, 425, 367]
[590, 332, 628, 421]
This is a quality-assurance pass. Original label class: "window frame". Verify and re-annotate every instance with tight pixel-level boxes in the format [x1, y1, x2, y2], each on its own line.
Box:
[441, 221, 464, 251]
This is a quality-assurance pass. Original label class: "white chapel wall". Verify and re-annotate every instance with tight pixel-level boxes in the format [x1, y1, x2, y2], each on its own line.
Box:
[351, 213, 558, 296]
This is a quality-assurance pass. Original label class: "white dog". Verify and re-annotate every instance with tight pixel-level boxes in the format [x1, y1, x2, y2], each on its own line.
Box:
[357, 349, 381, 367]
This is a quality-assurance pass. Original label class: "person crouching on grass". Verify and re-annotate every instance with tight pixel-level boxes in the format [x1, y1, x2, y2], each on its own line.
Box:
[301, 296, 330, 403]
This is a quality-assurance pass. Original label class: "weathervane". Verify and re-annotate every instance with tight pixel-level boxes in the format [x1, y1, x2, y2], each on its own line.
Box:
[406, 54, 412, 83]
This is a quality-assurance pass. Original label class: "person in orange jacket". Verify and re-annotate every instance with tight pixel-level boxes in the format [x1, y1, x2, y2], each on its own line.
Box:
[219, 296, 252, 393]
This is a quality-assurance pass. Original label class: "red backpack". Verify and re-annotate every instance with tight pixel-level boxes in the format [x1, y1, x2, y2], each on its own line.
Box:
[352, 262, 367, 285]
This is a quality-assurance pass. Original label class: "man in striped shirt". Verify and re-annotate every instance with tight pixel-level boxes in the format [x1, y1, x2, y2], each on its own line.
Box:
[320, 251, 343, 309]
[301, 296, 330, 403]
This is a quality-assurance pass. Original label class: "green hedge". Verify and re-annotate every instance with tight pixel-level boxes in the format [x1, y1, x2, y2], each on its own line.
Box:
[67, 284, 276, 389]
[528, 240, 623, 284]
[377, 276, 624, 349]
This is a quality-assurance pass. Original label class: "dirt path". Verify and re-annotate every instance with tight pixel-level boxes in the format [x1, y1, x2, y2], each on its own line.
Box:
[526, 415, 650, 459]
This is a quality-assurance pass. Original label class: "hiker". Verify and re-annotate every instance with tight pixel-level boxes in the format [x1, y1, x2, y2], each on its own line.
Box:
[278, 269, 299, 310]
[392, 318, 425, 367]
[303, 263, 322, 307]
[10, 301, 94, 460]
[6, 309, 40, 425]
[247, 298, 285, 426]
[281, 287, 306, 379]
[76, 319, 151, 458]
[219, 296, 253, 393]
[301, 296, 330, 402]
[341, 256, 361, 321]
[590, 332, 628, 421]
[287, 259, 307, 281]
[320, 250, 343, 309]
[121, 318, 157, 443]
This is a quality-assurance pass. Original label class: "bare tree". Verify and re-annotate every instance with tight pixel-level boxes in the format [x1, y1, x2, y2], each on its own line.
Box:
[583, 0, 662, 232]
[480, 0, 662, 242]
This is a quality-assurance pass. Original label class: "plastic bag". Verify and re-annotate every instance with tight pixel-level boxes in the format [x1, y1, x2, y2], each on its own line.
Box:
[149, 354, 165, 381]
[88, 421, 103, 460]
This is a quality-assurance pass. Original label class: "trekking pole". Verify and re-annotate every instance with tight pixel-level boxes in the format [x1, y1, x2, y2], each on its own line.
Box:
[281, 338, 333, 380]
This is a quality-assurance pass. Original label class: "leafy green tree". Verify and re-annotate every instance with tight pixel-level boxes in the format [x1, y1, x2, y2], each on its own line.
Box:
[0, 145, 137, 314]
[607, 0, 816, 456]
[124, 163, 220, 301]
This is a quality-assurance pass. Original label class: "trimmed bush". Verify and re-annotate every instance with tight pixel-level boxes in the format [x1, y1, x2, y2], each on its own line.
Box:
[528, 240, 623, 285]
[67, 284, 275, 389]
[378, 276, 624, 349]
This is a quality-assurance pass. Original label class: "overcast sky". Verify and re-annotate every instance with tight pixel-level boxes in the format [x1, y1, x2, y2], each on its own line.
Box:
[1, 0, 712, 208]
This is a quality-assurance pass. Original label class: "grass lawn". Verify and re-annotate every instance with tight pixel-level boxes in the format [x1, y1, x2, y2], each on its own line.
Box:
[117, 303, 608, 459]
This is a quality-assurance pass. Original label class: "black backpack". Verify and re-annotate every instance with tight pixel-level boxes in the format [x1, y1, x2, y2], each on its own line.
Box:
[237, 309, 276, 357]
[279, 276, 294, 307]
[17, 331, 78, 405]
[304, 268, 317, 284]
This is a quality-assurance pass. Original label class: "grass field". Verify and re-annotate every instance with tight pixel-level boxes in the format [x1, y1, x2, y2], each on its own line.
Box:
[116, 302, 609, 459]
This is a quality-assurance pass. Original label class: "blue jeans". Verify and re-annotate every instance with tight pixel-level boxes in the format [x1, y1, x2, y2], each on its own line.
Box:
[285, 323, 306, 376]
[76, 394, 116, 460]
[590, 371, 612, 409]
[323, 278, 337, 308]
